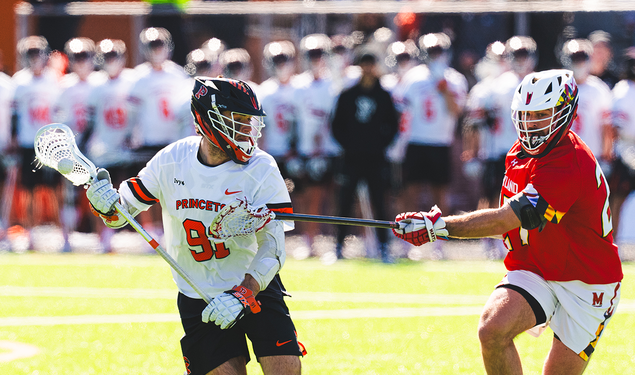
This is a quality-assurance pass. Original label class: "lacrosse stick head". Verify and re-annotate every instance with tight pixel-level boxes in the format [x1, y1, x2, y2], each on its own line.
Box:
[210, 198, 273, 239]
[34, 123, 97, 186]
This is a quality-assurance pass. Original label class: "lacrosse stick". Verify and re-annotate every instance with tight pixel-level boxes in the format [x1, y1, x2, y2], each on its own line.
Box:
[34, 123, 212, 304]
[209, 197, 405, 240]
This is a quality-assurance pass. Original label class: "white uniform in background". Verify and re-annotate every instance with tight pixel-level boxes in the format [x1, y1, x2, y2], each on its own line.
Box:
[613, 79, 635, 145]
[258, 77, 299, 158]
[85, 69, 138, 167]
[0, 73, 14, 152]
[11, 71, 61, 148]
[477, 70, 521, 160]
[54, 72, 105, 134]
[403, 66, 468, 147]
[294, 72, 341, 157]
[116, 136, 293, 298]
[571, 75, 612, 157]
[127, 67, 192, 148]
[382, 65, 428, 163]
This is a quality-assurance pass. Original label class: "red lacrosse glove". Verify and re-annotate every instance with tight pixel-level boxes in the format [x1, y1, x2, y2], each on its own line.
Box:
[393, 205, 449, 246]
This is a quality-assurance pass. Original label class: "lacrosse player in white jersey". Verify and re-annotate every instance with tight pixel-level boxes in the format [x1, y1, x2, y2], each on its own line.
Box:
[382, 39, 421, 190]
[52, 37, 103, 251]
[561, 39, 613, 162]
[11, 36, 62, 247]
[259, 41, 301, 183]
[219, 48, 259, 93]
[462, 37, 535, 259]
[86, 77, 304, 374]
[128, 27, 192, 238]
[608, 47, 635, 241]
[81, 39, 138, 253]
[290, 34, 342, 252]
[0, 63, 15, 239]
[401, 32, 468, 258]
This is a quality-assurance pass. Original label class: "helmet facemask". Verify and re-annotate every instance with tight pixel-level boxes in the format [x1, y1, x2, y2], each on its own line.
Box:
[512, 104, 574, 155]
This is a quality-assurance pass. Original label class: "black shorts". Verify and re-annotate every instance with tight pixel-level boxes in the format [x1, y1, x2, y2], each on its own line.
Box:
[178, 278, 302, 375]
[608, 158, 635, 197]
[404, 145, 451, 185]
[482, 157, 506, 202]
[19, 147, 60, 189]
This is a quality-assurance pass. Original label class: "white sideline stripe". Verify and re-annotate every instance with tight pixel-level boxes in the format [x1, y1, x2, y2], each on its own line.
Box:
[0, 303, 633, 327]
[0, 341, 40, 362]
[0, 286, 489, 304]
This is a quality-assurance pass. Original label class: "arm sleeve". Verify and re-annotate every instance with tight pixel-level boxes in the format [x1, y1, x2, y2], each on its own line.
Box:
[248, 220, 286, 291]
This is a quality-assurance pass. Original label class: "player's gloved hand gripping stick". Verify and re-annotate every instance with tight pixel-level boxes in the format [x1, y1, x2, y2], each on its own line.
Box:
[34, 123, 213, 304]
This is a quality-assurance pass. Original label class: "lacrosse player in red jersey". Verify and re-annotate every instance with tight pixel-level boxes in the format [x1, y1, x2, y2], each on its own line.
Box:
[394, 69, 623, 375]
[86, 77, 303, 375]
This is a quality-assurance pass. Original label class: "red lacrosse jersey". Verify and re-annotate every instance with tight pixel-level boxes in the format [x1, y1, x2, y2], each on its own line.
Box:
[500, 131, 623, 284]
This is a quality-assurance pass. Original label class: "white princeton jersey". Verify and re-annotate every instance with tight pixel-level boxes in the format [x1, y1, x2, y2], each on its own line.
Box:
[466, 70, 521, 159]
[85, 70, 138, 167]
[382, 67, 426, 162]
[117, 136, 293, 299]
[403, 66, 468, 146]
[127, 68, 192, 147]
[258, 77, 299, 157]
[54, 76, 101, 134]
[570, 76, 612, 157]
[294, 72, 341, 156]
[11, 71, 61, 148]
[0, 73, 14, 151]
[612, 79, 635, 153]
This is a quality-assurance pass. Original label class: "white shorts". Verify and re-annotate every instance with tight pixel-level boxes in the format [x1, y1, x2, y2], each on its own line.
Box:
[499, 270, 621, 361]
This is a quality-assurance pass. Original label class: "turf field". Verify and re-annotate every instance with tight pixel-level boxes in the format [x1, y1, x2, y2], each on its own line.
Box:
[0, 253, 633, 374]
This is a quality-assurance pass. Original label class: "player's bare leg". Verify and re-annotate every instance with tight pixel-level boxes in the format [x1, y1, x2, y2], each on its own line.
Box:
[542, 337, 588, 375]
[478, 287, 537, 375]
[260, 355, 301, 375]
[207, 355, 247, 375]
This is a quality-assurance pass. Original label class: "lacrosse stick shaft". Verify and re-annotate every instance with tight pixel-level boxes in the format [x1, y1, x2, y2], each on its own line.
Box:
[273, 212, 399, 229]
[113, 203, 212, 304]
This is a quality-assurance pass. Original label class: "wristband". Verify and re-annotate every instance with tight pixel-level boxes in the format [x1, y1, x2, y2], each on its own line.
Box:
[228, 285, 261, 314]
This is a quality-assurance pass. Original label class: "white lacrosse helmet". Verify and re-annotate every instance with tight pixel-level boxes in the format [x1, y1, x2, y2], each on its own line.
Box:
[511, 69, 579, 157]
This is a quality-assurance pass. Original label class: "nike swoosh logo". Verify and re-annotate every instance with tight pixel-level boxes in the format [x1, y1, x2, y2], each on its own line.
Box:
[225, 189, 242, 195]
[276, 340, 292, 347]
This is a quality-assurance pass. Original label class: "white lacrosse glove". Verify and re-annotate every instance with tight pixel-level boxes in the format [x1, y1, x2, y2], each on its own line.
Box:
[86, 169, 126, 227]
[393, 205, 449, 246]
[202, 285, 261, 329]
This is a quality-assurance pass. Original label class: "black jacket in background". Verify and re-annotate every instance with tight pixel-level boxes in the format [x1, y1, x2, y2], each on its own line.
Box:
[332, 79, 399, 158]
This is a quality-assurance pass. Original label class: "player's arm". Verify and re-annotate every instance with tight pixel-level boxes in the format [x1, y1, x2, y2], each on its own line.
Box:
[394, 195, 546, 245]
[444, 203, 520, 238]
[438, 79, 462, 117]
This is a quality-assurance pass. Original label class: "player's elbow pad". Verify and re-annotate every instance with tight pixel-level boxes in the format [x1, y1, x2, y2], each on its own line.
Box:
[248, 220, 286, 291]
[508, 193, 546, 231]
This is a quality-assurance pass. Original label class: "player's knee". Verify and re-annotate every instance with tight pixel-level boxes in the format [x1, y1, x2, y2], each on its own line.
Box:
[477, 314, 514, 348]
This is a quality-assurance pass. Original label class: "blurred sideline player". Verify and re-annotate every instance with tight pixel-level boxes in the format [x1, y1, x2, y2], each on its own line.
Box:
[462, 37, 537, 259]
[11, 36, 62, 248]
[199, 37, 226, 77]
[82, 39, 138, 253]
[401, 32, 468, 258]
[560, 39, 613, 167]
[258, 41, 301, 188]
[0, 54, 15, 244]
[128, 27, 191, 240]
[293, 34, 342, 254]
[86, 77, 304, 374]
[53, 37, 101, 251]
[219, 48, 258, 91]
[382, 40, 421, 194]
[331, 51, 399, 262]
[609, 47, 635, 243]
[329, 33, 360, 92]
[394, 69, 622, 375]
[588, 30, 620, 89]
